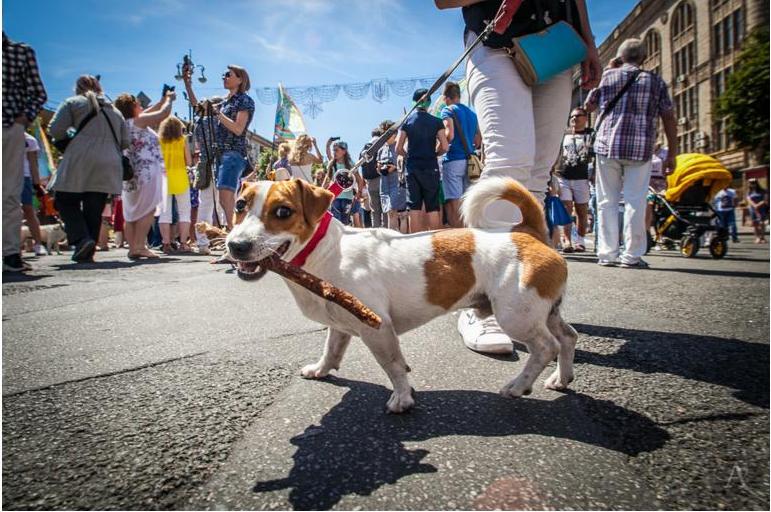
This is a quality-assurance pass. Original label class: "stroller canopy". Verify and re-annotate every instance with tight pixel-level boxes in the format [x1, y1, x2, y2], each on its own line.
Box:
[664, 153, 733, 203]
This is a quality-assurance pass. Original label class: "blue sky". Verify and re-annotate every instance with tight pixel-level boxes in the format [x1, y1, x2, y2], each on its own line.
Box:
[4, 0, 638, 154]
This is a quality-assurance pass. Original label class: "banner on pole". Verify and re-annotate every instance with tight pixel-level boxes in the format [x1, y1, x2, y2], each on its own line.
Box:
[274, 83, 307, 141]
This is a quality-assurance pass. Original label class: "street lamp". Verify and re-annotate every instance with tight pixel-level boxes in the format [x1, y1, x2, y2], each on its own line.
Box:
[175, 50, 207, 84]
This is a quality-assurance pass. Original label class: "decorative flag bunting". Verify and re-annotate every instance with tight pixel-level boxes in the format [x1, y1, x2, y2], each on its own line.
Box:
[274, 83, 307, 141]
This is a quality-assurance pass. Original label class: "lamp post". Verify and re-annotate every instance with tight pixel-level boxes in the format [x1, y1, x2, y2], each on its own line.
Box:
[175, 50, 207, 126]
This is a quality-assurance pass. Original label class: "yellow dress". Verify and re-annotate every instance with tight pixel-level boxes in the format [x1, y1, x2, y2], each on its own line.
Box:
[160, 137, 189, 195]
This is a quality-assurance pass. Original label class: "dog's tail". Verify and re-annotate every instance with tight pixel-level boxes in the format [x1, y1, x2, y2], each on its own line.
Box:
[461, 177, 548, 241]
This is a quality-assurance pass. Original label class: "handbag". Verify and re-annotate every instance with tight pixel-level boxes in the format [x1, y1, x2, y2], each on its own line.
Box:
[503, 1, 588, 87]
[587, 70, 642, 147]
[102, 110, 134, 181]
[52, 105, 97, 153]
[450, 109, 482, 180]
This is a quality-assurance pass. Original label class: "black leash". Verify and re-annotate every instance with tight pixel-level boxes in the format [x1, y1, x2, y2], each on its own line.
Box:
[349, 11, 501, 172]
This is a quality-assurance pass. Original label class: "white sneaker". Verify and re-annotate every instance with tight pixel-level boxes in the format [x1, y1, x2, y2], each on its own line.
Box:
[457, 309, 513, 355]
[33, 243, 48, 256]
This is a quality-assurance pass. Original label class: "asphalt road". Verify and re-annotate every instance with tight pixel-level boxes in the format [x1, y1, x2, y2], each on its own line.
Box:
[3, 232, 769, 510]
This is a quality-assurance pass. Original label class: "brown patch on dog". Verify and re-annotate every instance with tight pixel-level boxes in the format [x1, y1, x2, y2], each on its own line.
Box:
[233, 183, 258, 226]
[425, 229, 476, 309]
[511, 232, 566, 300]
[261, 179, 333, 242]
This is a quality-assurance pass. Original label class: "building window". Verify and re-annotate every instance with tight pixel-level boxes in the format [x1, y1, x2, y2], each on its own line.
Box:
[643, 29, 662, 75]
[671, 1, 695, 40]
[713, 7, 745, 57]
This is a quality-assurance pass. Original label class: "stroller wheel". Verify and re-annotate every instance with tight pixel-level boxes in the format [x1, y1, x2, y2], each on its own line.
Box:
[709, 237, 728, 259]
[680, 235, 700, 258]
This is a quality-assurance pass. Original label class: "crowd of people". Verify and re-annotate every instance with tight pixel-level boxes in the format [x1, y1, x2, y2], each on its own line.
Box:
[3, 0, 769, 355]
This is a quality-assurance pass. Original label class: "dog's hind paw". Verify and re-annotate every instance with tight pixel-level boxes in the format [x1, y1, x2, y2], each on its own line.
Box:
[386, 390, 415, 414]
[300, 363, 330, 379]
[543, 370, 573, 391]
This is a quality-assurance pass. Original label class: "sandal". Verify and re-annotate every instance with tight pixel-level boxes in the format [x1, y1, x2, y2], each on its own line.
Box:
[562, 246, 575, 254]
[161, 243, 175, 255]
[574, 244, 586, 253]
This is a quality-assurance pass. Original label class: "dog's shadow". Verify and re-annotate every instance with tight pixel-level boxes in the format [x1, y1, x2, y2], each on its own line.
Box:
[253, 377, 668, 510]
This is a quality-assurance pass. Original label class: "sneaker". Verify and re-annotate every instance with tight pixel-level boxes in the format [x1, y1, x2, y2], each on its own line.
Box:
[457, 309, 513, 355]
[3, 254, 31, 272]
[597, 259, 617, 267]
[33, 243, 48, 256]
[72, 238, 96, 262]
[620, 258, 650, 269]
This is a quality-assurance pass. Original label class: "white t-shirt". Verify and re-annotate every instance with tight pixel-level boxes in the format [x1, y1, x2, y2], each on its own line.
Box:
[23, 133, 40, 179]
[713, 188, 737, 212]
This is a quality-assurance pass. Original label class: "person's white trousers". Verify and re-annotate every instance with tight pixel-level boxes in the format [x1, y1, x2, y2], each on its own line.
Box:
[195, 183, 226, 248]
[595, 156, 652, 264]
[465, 32, 572, 223]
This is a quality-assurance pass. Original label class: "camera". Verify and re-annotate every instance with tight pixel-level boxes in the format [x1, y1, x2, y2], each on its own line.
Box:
[162, 83, 175, 96]
[377, 159, 392, 177]
[329, 136, 340, 142]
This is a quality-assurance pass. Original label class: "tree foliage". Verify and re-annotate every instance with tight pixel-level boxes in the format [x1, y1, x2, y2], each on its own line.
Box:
[714, 27, 770, 161]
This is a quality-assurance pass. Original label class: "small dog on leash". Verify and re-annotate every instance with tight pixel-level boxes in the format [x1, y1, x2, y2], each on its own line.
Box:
[21, 222, 67, 255]
[226, 177, 577, 413]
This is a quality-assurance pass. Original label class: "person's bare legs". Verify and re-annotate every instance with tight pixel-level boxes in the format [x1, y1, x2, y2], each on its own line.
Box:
[387, 211, 398, 231]
[445, 199, 463, 228]
[129, 211, 159, 258]
[574, 202, 588, 249]
[561, 199, 574, 250]
[408, 210, 424, 233]
[21, 205, 43, 246]
[159, 222, 173, 251]
[426, 210, 442, 231]
[219, 189, 235, 230]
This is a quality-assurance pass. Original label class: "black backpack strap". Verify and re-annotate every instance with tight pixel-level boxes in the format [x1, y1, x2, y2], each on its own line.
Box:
[450, 109, 474, 158]
[594, 70, 642, 131]
[101, 109, 122, 154]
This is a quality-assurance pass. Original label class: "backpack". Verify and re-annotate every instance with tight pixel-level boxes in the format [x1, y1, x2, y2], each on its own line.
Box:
[359, 142, 380, 180]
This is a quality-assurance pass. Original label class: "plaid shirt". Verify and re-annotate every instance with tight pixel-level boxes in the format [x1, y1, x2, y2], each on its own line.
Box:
[2, 34, 47, 127]
[585, 64, 672, 162]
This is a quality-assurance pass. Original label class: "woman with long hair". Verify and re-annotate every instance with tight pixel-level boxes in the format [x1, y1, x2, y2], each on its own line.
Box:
[114, 91, 175, 259]
[287, 134, 324, 182]
[48, 75, 129, 263]
[322, 140, 365, 227]
[182, 64, 255, 231]
[747, 179, 769, 244]
[158, 116, 193, 253]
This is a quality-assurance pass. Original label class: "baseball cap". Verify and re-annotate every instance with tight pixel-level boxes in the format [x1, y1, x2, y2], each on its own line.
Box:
[413, 88, 431, 106]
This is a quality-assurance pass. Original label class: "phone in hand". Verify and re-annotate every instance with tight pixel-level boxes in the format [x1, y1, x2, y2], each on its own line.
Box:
[329, 136, 340, 142]
[162, 84, 175, 97]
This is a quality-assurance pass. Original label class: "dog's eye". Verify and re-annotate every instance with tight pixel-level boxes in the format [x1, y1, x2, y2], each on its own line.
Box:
[274, 206, 293, 219]
[235, 199, 247, 213]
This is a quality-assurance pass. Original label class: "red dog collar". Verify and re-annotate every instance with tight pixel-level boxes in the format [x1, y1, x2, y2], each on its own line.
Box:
[289, 211, 332, 267]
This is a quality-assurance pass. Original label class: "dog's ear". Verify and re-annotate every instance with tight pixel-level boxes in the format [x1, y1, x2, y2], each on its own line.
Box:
[296, 178, 333, 227]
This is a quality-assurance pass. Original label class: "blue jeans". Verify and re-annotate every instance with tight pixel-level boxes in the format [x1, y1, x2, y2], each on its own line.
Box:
[716, 210, 738, 241]
[216, 151, 247, 192]
[331, 198, 353, 225]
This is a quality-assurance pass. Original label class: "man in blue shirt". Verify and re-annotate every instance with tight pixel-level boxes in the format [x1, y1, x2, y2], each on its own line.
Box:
[440, 81, 480, 228]
[396, 89, 449, 232]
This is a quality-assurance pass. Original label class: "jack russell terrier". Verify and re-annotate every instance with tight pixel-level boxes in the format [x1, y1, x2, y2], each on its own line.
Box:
[226, 177, 577, 413]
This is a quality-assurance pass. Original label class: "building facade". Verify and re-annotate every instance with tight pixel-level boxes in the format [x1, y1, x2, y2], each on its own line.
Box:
[573, 0, 768, 182]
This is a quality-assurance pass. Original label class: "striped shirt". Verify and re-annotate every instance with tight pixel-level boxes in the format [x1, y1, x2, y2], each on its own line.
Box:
[2, 34, 47, 127]
[585, 64, 672, 162]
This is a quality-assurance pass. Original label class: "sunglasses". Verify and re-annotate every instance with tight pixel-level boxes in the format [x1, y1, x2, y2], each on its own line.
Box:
[570, 113, 586, 118]
[222, 71, 233, 79]
[334, 142, 348, 150]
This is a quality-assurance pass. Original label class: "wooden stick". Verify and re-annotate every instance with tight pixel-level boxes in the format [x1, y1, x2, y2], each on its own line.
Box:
[261, 256, 382, 329]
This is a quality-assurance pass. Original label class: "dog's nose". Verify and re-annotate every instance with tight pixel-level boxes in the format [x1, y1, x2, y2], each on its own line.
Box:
[227, 239, 252, 259]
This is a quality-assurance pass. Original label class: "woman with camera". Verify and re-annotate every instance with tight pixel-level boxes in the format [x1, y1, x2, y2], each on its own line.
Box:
[182, 64, 254, 230]
[114, 91, 175, 259]
[322, 140, 365, 227]
[377, 124, 406, 231]
[48, 75, 129, 263]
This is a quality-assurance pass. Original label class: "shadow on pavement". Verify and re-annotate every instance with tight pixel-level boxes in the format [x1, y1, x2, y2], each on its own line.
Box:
[253, 377, 668, 510]
[644, 266, 769, 279]
[574, 324, 770, 408]
[1, 272, 53, 283]
[51, 258, 181, 270]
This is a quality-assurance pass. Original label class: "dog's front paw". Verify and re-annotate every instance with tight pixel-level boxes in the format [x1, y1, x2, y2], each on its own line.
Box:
[300, 363, 331, 379]
[543, 370, 573, 391]
[386, 389, 415, 414]
[499, 379, 532, 399]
